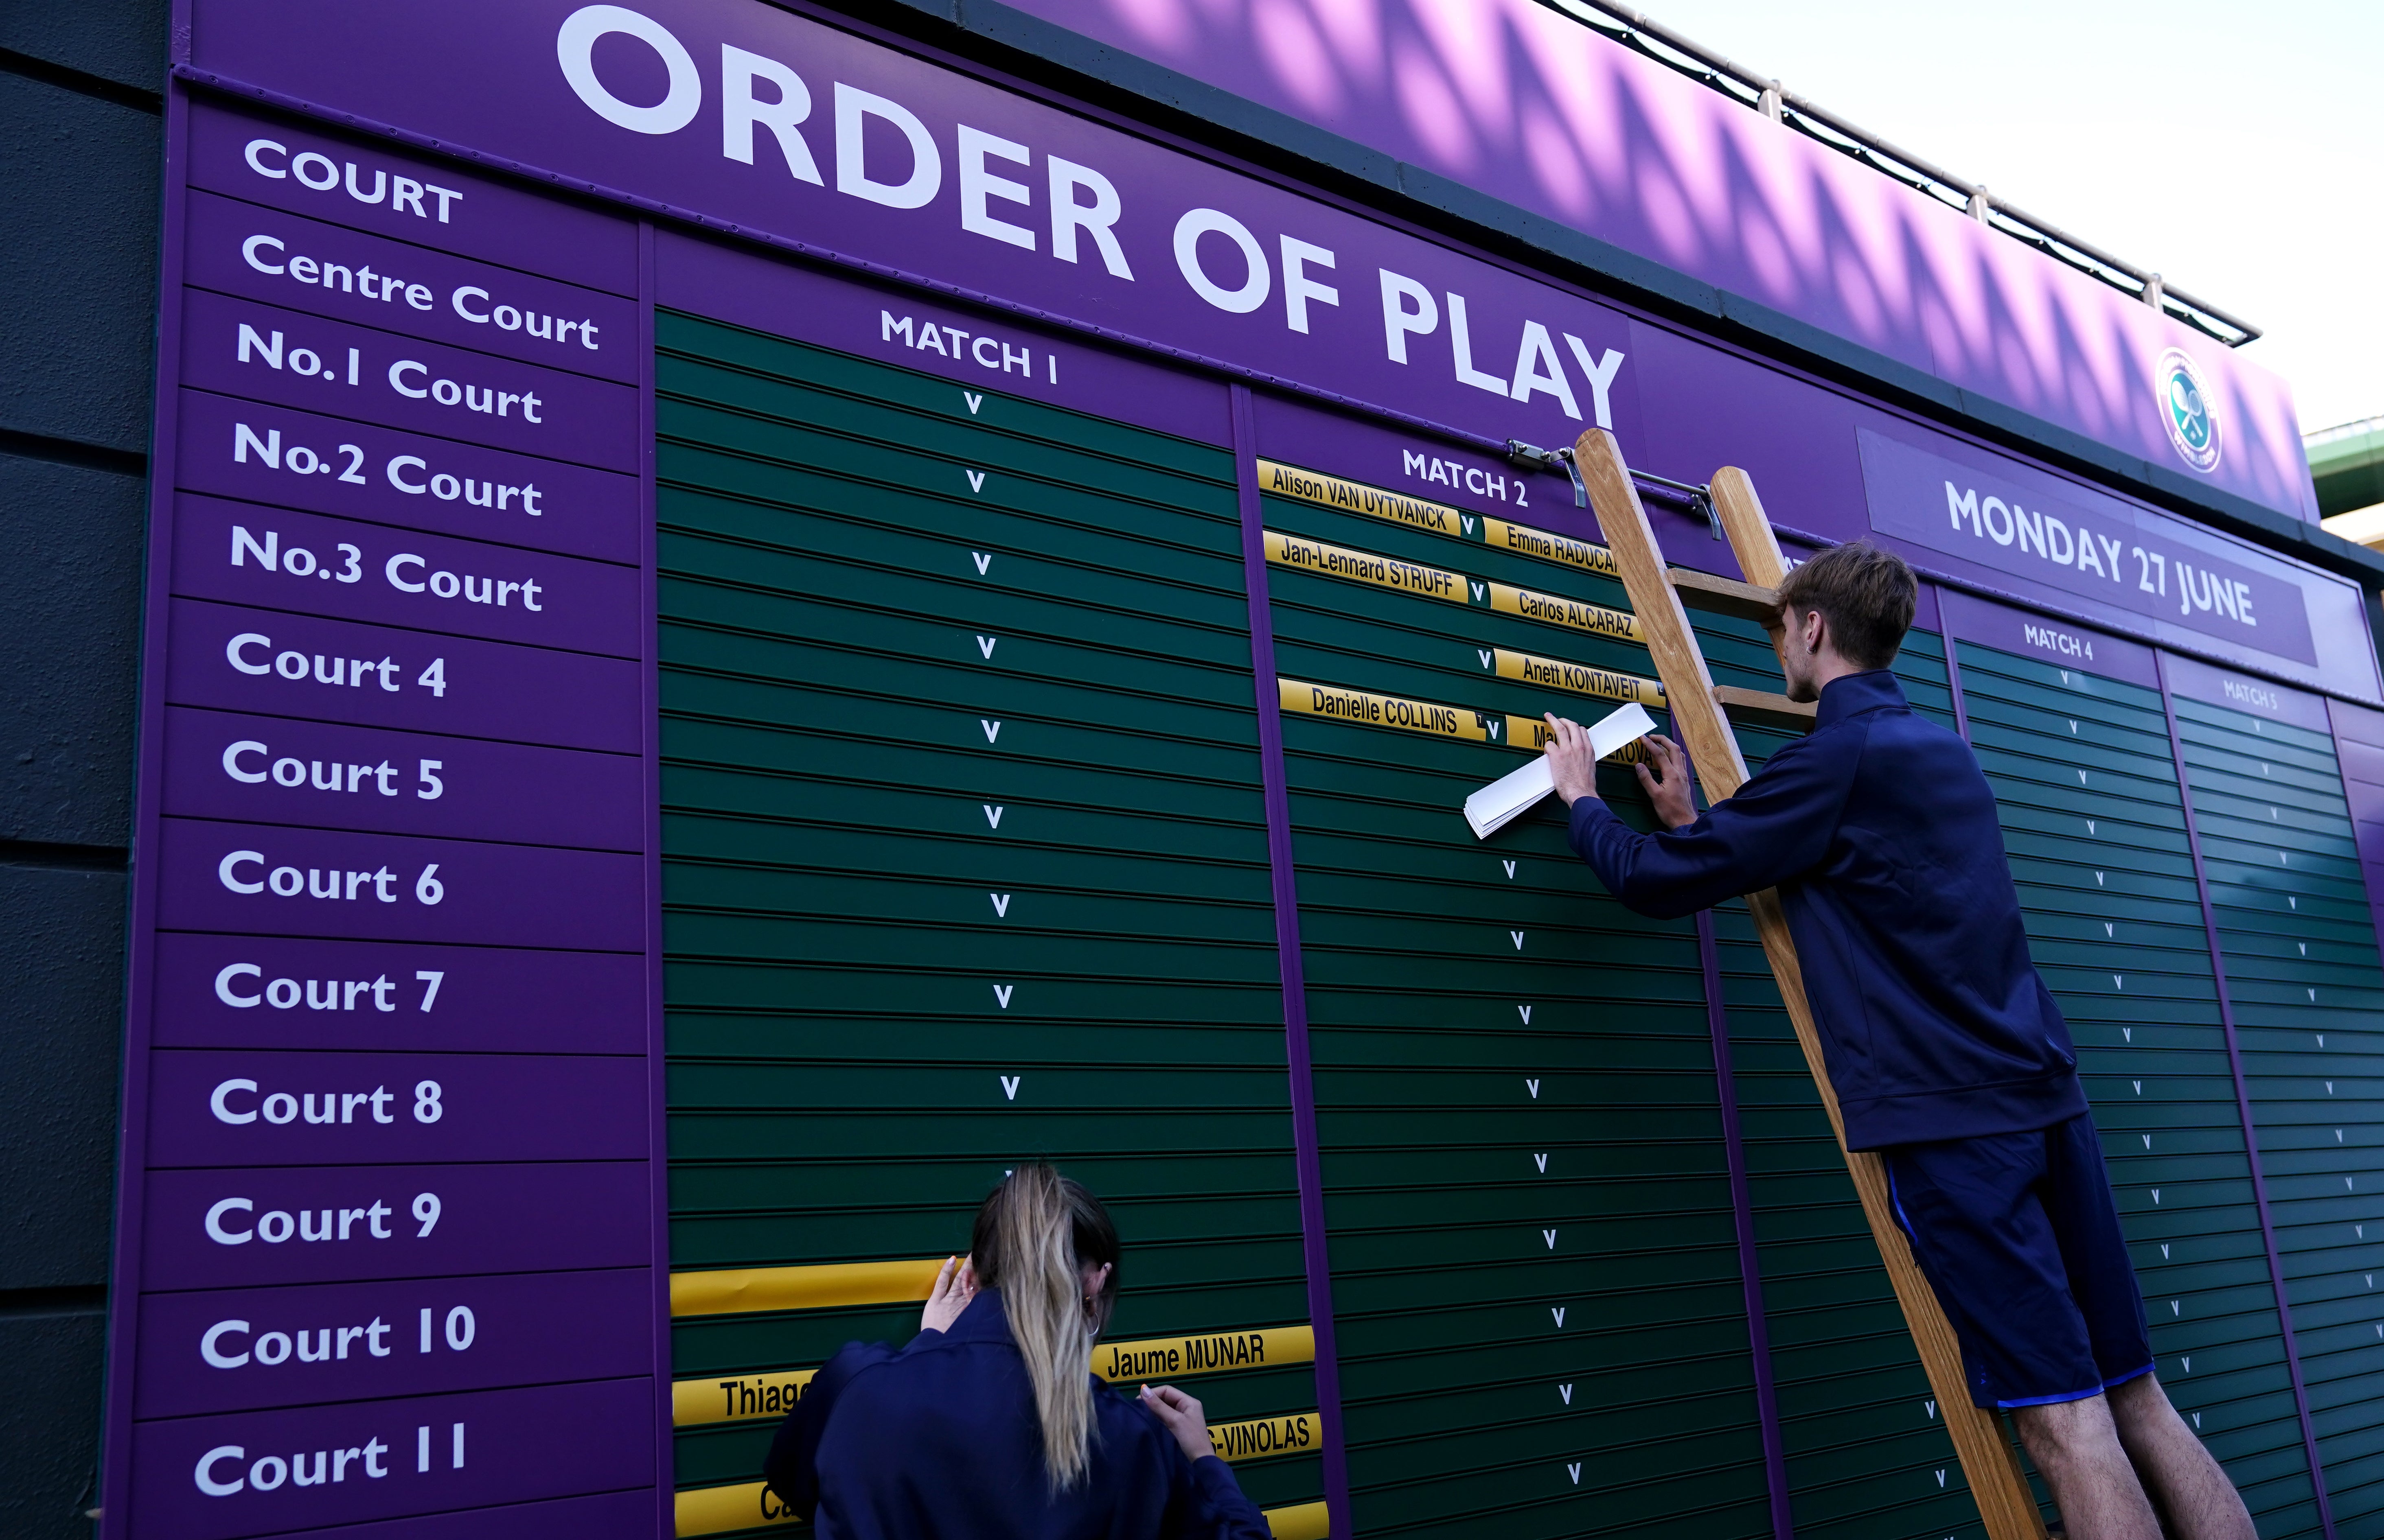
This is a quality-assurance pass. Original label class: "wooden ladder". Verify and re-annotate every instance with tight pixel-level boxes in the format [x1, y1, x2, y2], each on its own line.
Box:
[1571, 427, 2049, 1540]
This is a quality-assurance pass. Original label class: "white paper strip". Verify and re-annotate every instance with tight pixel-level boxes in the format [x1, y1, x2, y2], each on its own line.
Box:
[1462, 701, 1657, 839]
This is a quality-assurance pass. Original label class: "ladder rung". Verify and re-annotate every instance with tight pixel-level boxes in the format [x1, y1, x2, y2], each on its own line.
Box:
[1714, 686, 1816, 731]
[1667, 567, 1779, 622]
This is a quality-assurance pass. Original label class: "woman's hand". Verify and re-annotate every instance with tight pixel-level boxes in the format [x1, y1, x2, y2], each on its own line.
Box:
[919, 1255, 977, 1335]
[1139, 1384, 1217, 1463]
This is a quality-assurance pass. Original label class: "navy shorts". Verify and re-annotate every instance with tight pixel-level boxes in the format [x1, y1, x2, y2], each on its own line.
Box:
[1884, 1111, 2153, 1409]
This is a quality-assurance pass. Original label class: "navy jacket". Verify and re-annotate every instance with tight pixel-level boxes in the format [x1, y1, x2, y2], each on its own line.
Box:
[1569, 670, 2086, 1150]
[764, 1289, 1272, 1540]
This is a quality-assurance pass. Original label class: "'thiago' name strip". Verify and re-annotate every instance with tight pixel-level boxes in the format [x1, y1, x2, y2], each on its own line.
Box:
[677, 1324, 1318, 1427]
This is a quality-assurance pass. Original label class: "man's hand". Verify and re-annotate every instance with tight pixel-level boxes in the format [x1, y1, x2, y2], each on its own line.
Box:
[1543, 714, 1601, 807]
[919, 1254, 976, 1335]
[1139, 1384, 1218, 1463]
[1633, 733, 1697, 829]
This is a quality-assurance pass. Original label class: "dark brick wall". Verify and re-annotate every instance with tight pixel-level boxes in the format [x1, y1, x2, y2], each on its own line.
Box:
[0, 4, 164, 1536]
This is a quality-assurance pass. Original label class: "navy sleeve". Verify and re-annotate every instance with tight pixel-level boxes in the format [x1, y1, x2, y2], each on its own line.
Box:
[760, 1339, 898, 1520]
[1171, 1452, 1275, 1540]
[1567, 731, 1856, 918]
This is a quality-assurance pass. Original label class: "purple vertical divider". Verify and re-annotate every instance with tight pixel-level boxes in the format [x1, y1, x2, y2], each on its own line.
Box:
[1936, 599, 1975, 744]
[639, 221, 675, 1531]
[1228, 383, 1351, 1536]
[1692, 906, 1793, 1540]
[2155, 652, 2337, 1539]
[98, 44, 194, 1536]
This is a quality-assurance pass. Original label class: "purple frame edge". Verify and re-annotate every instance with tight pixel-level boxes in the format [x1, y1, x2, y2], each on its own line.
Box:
[638, 219, 675, 1531]
[1230, 383, 1352, 1536]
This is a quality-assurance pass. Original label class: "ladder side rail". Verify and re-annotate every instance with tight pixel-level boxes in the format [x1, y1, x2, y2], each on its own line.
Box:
[1572, 429, 2049, 1540]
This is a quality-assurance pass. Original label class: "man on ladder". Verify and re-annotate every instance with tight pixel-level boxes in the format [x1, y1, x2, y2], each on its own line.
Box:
[1542, 539, 2254, 1540]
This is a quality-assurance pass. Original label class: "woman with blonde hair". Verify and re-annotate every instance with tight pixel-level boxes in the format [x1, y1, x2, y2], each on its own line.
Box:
[764, 1164, 1274, 1539]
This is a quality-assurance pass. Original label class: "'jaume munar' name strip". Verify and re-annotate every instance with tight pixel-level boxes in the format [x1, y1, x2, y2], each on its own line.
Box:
[1492, 649, 1666, 707]
[674, 1324, 1318, 1428]
[1257, 459, 1619, 578]
[1095, 1324, 1315, 1383]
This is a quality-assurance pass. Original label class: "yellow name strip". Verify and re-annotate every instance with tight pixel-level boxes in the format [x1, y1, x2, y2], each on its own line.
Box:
[1264, 1501, 1332, 1540]
[1487, 581, 1641, 642]
[1256, 457, 1617, 579]
[1503, 712, 1652, 764]
[670, 1257, 943, 1319]
[1211, 1412, 1321, 1463]
[1481, 515, 1618, 577]
[1263, 529, 1466, 603]
[674, 1325, 1317, 1428]
[1279, 678, 1503, 744]
[1258, 458, 1468, 537]
[675, 1367, 816, 1427]
[1492, 648, 1667, 706]
[675, 1485, 1327, 1538]
[1096, 1324, 1315, 1383]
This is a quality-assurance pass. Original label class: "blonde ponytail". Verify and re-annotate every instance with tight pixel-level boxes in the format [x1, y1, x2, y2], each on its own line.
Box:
[970, 1165, 1121, 1491]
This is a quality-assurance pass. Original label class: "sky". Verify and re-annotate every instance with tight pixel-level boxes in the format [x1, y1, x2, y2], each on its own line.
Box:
[1639, 0, 2384, 438]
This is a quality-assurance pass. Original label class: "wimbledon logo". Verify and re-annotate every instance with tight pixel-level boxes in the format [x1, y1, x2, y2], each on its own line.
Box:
[2156, 348, 2222, 473]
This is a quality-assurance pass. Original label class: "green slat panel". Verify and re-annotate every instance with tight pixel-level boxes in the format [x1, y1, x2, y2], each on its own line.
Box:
[657, 314, 1320, 1516]
[1275, 520, 1768, 1539]
[2173, 692, 2384, 1535]
[1955, 642, 2323, 1537]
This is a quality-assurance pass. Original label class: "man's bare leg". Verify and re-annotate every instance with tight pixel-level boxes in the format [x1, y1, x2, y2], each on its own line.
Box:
[2012, 1393, 2160, 1540]
[2105, 1373, 2255, 1540]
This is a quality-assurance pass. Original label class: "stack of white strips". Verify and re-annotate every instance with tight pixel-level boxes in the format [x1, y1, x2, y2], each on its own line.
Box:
[1462, 701, 1657, 839]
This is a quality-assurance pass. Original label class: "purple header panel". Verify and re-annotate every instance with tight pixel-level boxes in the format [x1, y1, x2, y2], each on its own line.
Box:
[1621, 318, 2376, 703]
[1936, 587, 2159, 691]
[188, 0, 1641, 458]
[998, 0, 2317, 523]
[108, 77, 662, 1540]
[1862, 428, 2316, 666]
